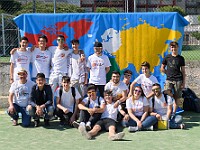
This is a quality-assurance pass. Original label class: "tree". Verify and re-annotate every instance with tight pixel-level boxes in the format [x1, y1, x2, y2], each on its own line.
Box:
[0, 0, 21, 15]
[158, 6, 187, 17]
[15, 2, 84, 15]
[191, 16, 200, 41]
[96, 7, 119, 13]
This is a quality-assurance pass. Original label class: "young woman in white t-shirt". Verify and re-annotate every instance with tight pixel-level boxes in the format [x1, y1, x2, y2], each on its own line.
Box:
[124, 86, 157, 132]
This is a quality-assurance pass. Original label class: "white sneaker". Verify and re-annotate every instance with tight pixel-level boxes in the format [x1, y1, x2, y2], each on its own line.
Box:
[128, 126, 138, 132]
[78, 125, 91, 140]
[86, 122, 91, 130]
[145, 126, 154, 131]
[108, 132, 125, 141]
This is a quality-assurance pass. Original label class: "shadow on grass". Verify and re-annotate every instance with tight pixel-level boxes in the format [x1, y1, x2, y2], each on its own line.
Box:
[182, 111, 200, 129]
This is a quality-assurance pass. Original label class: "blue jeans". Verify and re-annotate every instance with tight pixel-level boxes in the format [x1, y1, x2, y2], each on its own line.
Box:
[123, 116, 158, 129]
[28, 105, 54, 120]
[7, 103, 31, 127]
[170, 115, 183, 129]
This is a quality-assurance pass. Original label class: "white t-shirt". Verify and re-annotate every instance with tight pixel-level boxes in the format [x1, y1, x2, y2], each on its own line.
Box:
[149, 94, 173, 117]
[87, 54, 111, 85]
[55, 87, 81, 113]
[101, 103, 121, 121]
[134, 74, 158, 97]
[9, 80, 35, 107]
[10, 50, 31, 81]
[126, 96, 149, 117]
[31, 48, 52, 78]
[104, 81, 128, 99]
[49, 46, 72, 74]
[82, 96, 105, 108]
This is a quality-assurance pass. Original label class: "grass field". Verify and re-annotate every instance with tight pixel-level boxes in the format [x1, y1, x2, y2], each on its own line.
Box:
[0, 111, 200, 150]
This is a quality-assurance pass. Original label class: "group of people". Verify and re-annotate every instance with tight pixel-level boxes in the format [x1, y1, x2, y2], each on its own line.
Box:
[7, 35, 186, 141]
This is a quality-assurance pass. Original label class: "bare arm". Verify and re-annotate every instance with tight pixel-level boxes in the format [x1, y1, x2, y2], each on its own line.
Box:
[160, 64, 166, 74]
[128, 81, 137, 97]
[8, 92, 15, 114]
[10, 63, 14, 84]
[140, 106, 149, 122]
[105, 66, 110, 74]
[167, 104, 173, 120]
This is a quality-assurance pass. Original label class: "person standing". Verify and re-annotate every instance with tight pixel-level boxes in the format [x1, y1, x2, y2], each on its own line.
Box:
[7, 69, 35, 127]
[161, 41, 186, 114]
[87, 42, 111, 98]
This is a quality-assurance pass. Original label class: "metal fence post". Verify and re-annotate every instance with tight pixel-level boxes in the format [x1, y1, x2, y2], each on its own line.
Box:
[2, 14, 5, 56]
[134, 0, 137, 12]
[54, 0, 56, 13]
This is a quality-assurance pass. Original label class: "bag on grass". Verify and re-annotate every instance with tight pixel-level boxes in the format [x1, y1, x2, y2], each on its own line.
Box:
[158, 120, 169, 130]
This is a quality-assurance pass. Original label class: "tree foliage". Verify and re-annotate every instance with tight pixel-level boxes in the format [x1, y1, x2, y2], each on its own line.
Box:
[96, 7, 119, 13]
[191, 15, 200, 41]
[158, 6, 187, 17]
[0, 0, 21, 15]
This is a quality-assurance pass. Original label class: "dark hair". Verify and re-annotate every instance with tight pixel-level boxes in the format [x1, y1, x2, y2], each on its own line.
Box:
[112, 70, 120, 76]
[20, 36, 29, 42]
[104, 90, 113, 96]
[124, 69, 132, 75]
[38, 35, 48, 42]
[57, 35, 65, 40]
[141, 61, 150, 69]
[170, 41, 178, 47]
[152, 83, 161, 88]
[36, 73, 45, 79]
[71, 39, 79, 44]
[87, 84, 97, 92]
[94, 42, 102, 47]
[62, 76, 70, 83]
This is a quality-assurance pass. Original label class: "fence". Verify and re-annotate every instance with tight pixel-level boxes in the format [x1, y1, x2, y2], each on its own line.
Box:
[0, 0, 200, 99]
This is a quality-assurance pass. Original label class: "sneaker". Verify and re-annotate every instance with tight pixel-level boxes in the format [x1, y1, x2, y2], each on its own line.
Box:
[108, 132, 125, 141]
[128, 126, 138, 132]
[180, 123, 185, 129]
[72, 121, 80, 129]
[12, 120, 18, 126]
[86, 122, 91, 131]
[78, 125, 91, 140]
[34, 119, 40, 127]
[44, 119, 50, 126]
[175, 107, 184, 114]
[145, 126, 154, 131]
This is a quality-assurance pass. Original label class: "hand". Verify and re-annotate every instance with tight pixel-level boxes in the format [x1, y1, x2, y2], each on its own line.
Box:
[156, 114, 162, 120]
[87, 108, 95, 116]
[9, 78, 14, 84]
[36, 106, 43, 116]
[69, 115, 76, 125]
[181, 82, 185, 89]
[64, 45, 69, 50]
[80, 54, 85, 62]
[10, 48, 18, 55]
[136, 120, 142, 129]
[8, 105, 15, 115]
[123, 114, 129, 121]
[63, 108, 69, 114]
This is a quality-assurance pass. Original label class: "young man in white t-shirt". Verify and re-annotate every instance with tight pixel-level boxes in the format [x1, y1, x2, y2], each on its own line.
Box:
[78, 90, 125, 140]
[149, 83, 185, 129]
[87, 42, 111, 98]
[49, 35, 72, 93]
[129, 61, 158, 99]
[10, 37, 32, 83]
[31, 35, 51, 83]
[67, 39, 88, 97]
[56, 76, 81, 126]
[7, 69, 35, 127]
[74, 84, 106, 130]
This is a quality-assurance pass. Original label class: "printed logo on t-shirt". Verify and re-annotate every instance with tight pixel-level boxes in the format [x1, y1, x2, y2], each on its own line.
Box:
[17, 55, 28, 64]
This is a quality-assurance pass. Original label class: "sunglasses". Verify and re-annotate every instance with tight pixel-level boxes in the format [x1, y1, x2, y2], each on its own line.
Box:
[87, 91, 96, 95]
[134, 89, 142, 93]
[152, 88, 160, 92]
[18, 73, 27, 76]
[57, 39, 65, 42]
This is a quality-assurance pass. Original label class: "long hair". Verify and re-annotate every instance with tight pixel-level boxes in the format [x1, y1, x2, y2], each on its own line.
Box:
[132, 86, 144, 103]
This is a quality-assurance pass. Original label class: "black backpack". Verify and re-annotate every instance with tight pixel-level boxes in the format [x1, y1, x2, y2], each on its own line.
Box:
[182, 88, 200, 113]
[86, 96, 101, 108]
[59, 86, 76, 112]
[152, 92, 168, 109]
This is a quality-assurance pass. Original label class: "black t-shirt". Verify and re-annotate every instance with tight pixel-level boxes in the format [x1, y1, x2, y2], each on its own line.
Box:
[162, 54, 185, 81]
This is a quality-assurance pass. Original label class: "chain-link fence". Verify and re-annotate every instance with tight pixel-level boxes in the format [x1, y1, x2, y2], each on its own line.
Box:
[0, 0, 200, 98]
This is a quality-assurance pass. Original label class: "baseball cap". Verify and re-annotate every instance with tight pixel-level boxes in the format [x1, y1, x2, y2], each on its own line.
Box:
[17, 69, 27, 75]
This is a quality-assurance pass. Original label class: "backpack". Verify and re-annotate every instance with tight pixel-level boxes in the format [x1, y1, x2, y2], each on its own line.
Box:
[86, 96, 101, 108]
[152, 92, 168, 109]
[59, 86, 76, 112]
[182, 88, 200, 113]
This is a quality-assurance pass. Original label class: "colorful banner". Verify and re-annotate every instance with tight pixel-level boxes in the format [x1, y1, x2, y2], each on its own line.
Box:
[14, 12, 189, 88]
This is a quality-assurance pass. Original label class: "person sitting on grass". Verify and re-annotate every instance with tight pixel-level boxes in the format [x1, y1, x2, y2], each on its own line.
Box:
[124, 86, 158, 132]
[27, 73, 54, 127]
[73, 84, 105, 130]
[78, 90, 125, 141]
[149, 83, 185, 129]
[56, 76, 81, 126]
[7, 69, 35, 127]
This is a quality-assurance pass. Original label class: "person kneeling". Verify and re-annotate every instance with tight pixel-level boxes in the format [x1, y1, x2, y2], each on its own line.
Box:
[27, 73, 54, 127]
[78, 90, 125, 141]
[149, 83, 185, 129]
